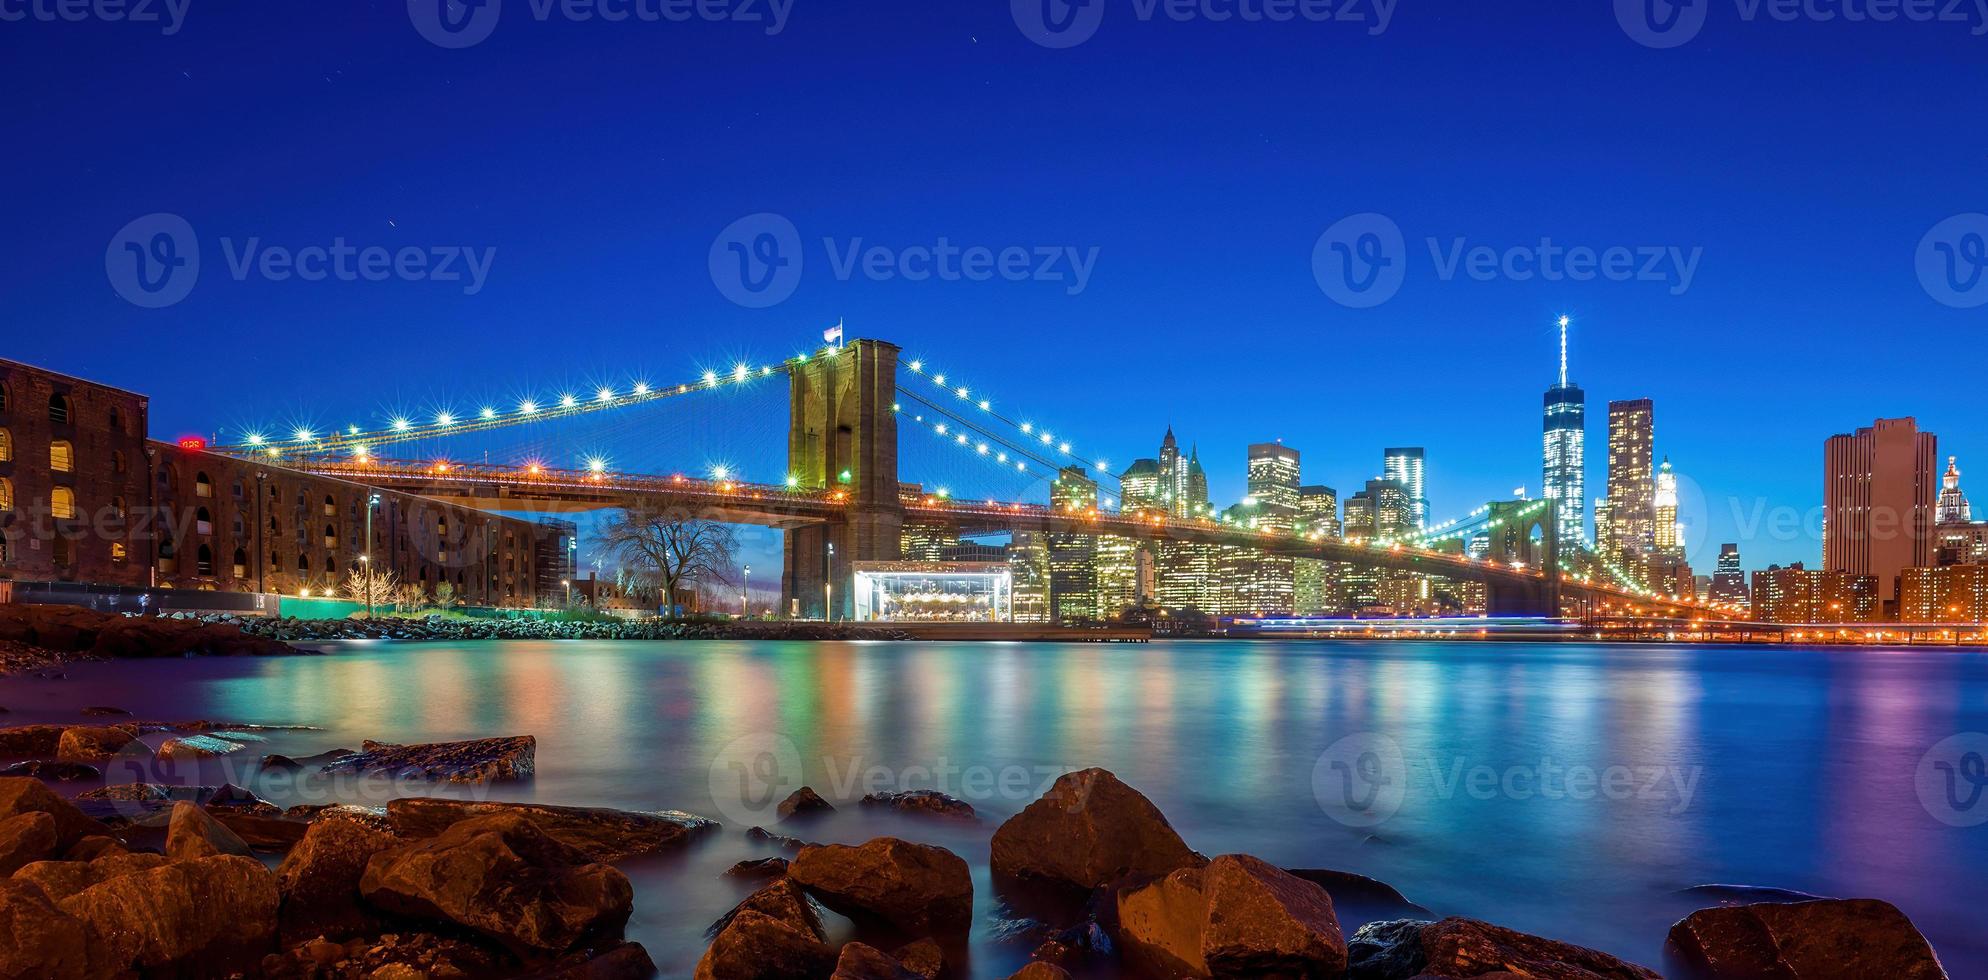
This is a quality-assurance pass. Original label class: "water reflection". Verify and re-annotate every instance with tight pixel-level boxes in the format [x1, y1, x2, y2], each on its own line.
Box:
[4, 639, 1984, 977]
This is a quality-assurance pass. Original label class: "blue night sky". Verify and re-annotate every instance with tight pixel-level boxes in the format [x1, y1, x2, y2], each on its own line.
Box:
[4, 0, 1985, 574]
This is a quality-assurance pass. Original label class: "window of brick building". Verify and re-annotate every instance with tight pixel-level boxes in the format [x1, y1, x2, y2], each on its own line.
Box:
[110, 495, 126, 518]
[233, 549, 248, 578]
[111, 450, 127, 474]
[196, 508, 213, 535]
[324, 524, 337, 548]
[51, 487, 75, 519]
[232, 481, 244, 500]
[48, 393, 70, 425]
[159, 539, 177, 575]
[50, 441, 73, 473]
[323, 495, 336, 517]
[53, 537, 71, 566]
[0, 428, 10, 462]
[107, 407, 122, 433]
[0, 382, 8, 412]
[0, 478, 12, 511]
[197, 545, 213, 576]
[196, 473, 212, 498]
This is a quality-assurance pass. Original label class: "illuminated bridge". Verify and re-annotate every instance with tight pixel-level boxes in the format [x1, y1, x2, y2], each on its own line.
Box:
[213, 338, 1712, 621]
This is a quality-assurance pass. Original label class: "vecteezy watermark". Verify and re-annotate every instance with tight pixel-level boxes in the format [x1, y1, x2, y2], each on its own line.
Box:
[705, 732, 1081, 827]
[1616, 0, 1988, 49]
[407, 0, 791, 49]
[709, 211, 1101, 308]
[1312, 734, 1703, 829]
[1917, 733, 1988, 827]
[1012, 0, 1394, 48]
[1917, 213, 1988, 309]
[0, 0, 189, 35]
[106, 213, 497, 308]
[1311, 212, 1703, 308]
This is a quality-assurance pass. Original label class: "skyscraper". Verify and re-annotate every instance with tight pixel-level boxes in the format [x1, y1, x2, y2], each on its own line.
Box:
[1047, 466, 1099, 621]
[1247, 442, 1302, 531]
[1157, 428, 1188, 517]
[1383, 447, 1428, 529]
[1654, 457, 1681, 554]
[1542, 316, 1586, 548]
[1710, 543, 1748, 606]
[1601, 398, 1655, 569]
[1186, 445, 1209, 516]
[1824, 417, 1936, 611]
[1119, 458, 1162, 515]
[1937, 456, 1971, 526]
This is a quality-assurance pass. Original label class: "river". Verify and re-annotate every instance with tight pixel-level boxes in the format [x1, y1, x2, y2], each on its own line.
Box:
[3, 639, 1982, 977]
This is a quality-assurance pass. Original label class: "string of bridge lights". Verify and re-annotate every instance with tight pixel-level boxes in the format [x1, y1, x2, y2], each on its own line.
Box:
[893, 391, 1124, 511]
[899, 357, 1117, 484]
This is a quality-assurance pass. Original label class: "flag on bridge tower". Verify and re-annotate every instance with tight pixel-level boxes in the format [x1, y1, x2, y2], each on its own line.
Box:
[823, 319, 844, 347]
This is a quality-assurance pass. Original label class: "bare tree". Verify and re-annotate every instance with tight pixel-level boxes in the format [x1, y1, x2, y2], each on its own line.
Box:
[598, 504, 739, 617]
[342, 565, 402, 607]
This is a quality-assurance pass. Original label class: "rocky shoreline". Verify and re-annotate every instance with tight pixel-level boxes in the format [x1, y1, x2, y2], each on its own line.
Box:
[0, 714, 1955, 980]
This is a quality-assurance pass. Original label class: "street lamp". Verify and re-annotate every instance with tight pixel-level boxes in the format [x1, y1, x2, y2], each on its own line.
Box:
[824, 541, 835, 622]
[364, 493, 381, 618]
[562, 578, 572, 608]
[741, 564, 751, 618]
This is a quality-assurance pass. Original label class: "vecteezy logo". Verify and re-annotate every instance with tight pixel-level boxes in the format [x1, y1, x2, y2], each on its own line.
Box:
[1012, 0, 1105, 49]
[1312, 212, 1405, 309]
[1311, 732, 1407, 828]
[710, 212, 804, 308]
[708, 732, 805, 826]
[106, 213, 200, 309]
[409, 0, 502, 49]
[1615, 0, 1707, 48]
[1917, 213, 1988, 309]
[1918, 733, 1988, 827]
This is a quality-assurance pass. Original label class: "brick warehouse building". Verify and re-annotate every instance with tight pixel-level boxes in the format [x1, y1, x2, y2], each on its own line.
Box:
[1, 358, 566, 607]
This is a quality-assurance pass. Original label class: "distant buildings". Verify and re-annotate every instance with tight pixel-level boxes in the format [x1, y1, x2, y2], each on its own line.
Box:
[1823, 417, 1936, 616]
[1542, 316, 1587, 548]
[1046, 466, 1098, 621]
[1383, 447, 1428, 530]
[1598, 398, 1656, 573]
[1710, 543, 1748, 605]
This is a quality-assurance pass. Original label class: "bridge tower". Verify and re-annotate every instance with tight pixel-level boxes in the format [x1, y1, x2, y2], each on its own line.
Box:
[782, 339, 902, 618]
[1481, 499, 1563, 617]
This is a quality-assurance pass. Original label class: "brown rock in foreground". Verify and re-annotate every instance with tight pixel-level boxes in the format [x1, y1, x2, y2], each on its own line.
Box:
[53, 725, 138, 763]
[360, 810, 633, 957]
[1116, 854, 1347, 978]
[513, 940, 658, 979]
[322, 734, 537, 783]
[0, 810, 58, 876]
[1347, 916, 1659, 980]
[275, 813, 402, 943]
[892, 938, 944, 979]
[14, 848, 170, 903]
[0, 776, 109, 850]
[164, 800, 255, 859]
[696, 907, 836, 980]
[0, 879, 93, 980]
[1666, 898, 1947, 979]
[58, 854, 280, 977]
[791, 837, 974, 938]
[385, 796, 716, 861]
[990, 767, 1201, 891]
[778, 785, 836, 819]
[830, 941, 922, 979]
[1008, 964, 1073, 979]
[0, 724, 69, 758]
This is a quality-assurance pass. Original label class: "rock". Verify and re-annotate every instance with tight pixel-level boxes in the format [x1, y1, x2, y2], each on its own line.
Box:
[779, 786, 836, 819]
[0, 811, 58, 875]
[56, 724, 138, 764]
[707, 876, 826, 941]
[63, 835, 124, 860]
[275, 812, 402, 944]
[386, 796, 717, 862]
[0, 776, 109, 850]
[323, 735, 536, 783]
[77, 782, 173, 802]
[1347, 917, 1659, 980]
[79, 706, 131, 717]
[860, 790, 976, 820]
[1115, 853, 1346, 978]
[747, 825, 814, 850]
[204, 782, 279, 812]
[13, 849, 170, 903]
[892, 938, 944, 979]
[1007, 965, 1072, 980]
[727, 856, 792, 879]
[259, 753, 303, 771]
[515, 941, 659, 979]
[0, 760, 100, 782]
[1676, 883, 1835, 906]
[360, 811, 633, 957]
[0, 879, 93, 980]
[0, 724, 69, 757]
[210, 809, 310, 851]
[791, 837, 973, 938]
[165, 800, 255, 859]
[831, 941, 922, 979]
[990, 767, 1201, 892]
[1666, 898, 1946, 979]
[695, 908, 836, 980]
[1286, 867, 1433, 921]
[286, 802, 392, 831]
[59, 854, 280, 977]
[158, 733, 249, 760]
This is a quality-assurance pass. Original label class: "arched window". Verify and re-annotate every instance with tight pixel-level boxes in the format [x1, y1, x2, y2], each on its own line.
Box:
[296, 553, 309, 572]
[268, 482, 281, 502]
[0, 478, 12, 512]
[159, 467, 177, 494]
[296, 490, 307, 509]
[107, 407, 122, 433]
[196, 507, 213, 535]
[109, 495, 126, 519]
[232, 515, 244, 537]
[111, 450, 127, 474]
[324, 495, 336, 517]
[0, 428, 10, 463]
[50, 487, 75, 520]
[324, 524, 338, 548]
[49, 441, 73, 473]
[196, 544, 214, 576]
[0, 381, 8, 412]
[268, 515, 281, 535]
[47, 393, 70, 425]
[195, 473, 212, 498]
[270, 550, 280, 570]
[232, 481, 244, 499]
[159, 539, 178, 575]
[233, 549, 248, 578]
[325, 555, 336, 574]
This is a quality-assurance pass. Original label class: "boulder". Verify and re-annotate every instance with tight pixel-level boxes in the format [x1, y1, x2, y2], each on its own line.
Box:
[0, 725, 69, 757]
[1008, 964, 1072, 980]
[860, 790, 976, 820]
[323, 735, 536, 783]
[695, 907, 836, 980]
[515, 941, 659, 979]
[830, 941, 922, 979]
[791, 837, 973, 938]
[1347, 917, 1659, 980]
[209, 809, 309, 851]
[386, 796, 716, 861]
[0, 879, 93, 980]
[779, 786, 836, 819]
[0, 777, 109, 850]
[1114, 854, 1345, 978]
[0, 760, 100, 782]
[747, 825, 814, 850]
[286, 802, 392, 831]
[0, 811, 58, 875]
[165, 800, 254, 859]
[157, 734, 249, 761]
[63, 835, 124, 860]
[79, 706, 130, 717]
[893, 938, 944, 979]
[1285, 867, 1433, 923]
[359, 811, 633, 957]
[1666, 898, 1947, 979]
[58, 854, 280, 977]
[77, 782, 172, 802]
[274, 813, 402, 943]
[13, 850, 170, 903]
[726, 856, 792, 879]
[707, 876, 826, 941]
[990, 767, 1201, 892]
